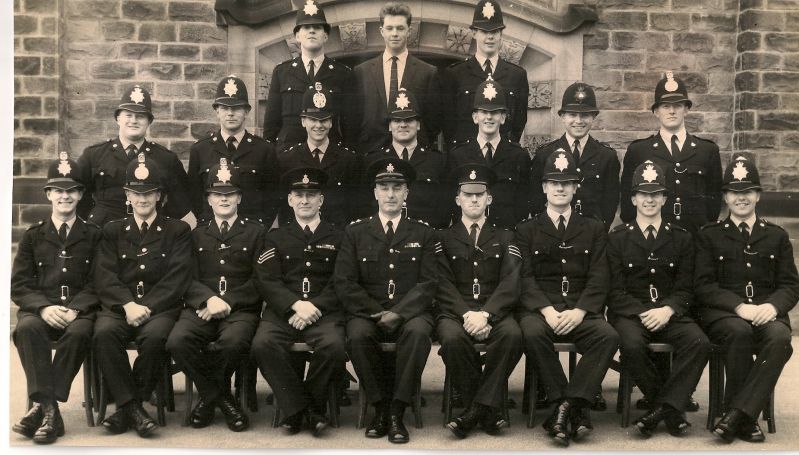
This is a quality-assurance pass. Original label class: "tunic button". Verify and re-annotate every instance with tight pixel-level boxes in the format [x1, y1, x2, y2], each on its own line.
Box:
[676, 163, 681, 167]
[669, 263, 674, 267]
[389, 264, 395, 269]
[474, 278, 479, 283]
[61, 250, 66, 255]
[474, 262, 478, 266]
[411, 257, 416, 261]
[362, 258, 367, 262]
[221, 244, 226, 248]
[628, 263, 633, 267]
[675, 180, 680, 184]
[561, 259, 566, 264]
[141, 247, 147, 252]
[139, 265, 145, 270]
[675, 197, 681, 202]
[303, 294, 308, 298]
[675, 215, 681, 220]
[306, 262, 311, 267]
[389, 249, 394, 253]
[650, 268, 655, 273]
[62, 267, 67, 272]
[746, 263, 751, 268]
[220, 260, 225, 264]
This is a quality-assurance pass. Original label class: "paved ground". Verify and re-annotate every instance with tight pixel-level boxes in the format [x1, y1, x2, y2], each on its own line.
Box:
[7, 340, 799, 452]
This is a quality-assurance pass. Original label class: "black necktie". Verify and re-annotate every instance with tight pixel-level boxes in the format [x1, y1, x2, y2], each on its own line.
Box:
[312, 148, 321, 163]
[671, 134, 680, 157]
[557, 215, 566, 238]
[401, 147, 409, 161]
[469, 223, 479, 247]
[226, 136, 237, 156]
[386, 220, 394, 244]
[308, 59, 315, 81]
[572, 140, 581, 164]
[389, 56, 399, 107]
[485, 142, 494, 165]
[140, 221, 149, 243]
[220, 220, 229, 236]
[646, 224, 656, 250]
[739, 222, 750, 243]
[126, 144, 138, 161]
[58, 223, 68, 243]
[303, 225, 313, 242]
[484, 59, 493, 76]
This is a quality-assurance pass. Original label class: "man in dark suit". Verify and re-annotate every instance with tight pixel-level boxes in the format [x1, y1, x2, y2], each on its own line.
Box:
[92, 155, 193, 438]
[695, 155, 799, 444]
[187, 75, 281, 226]
[252, 167, 347, 437]
[607, 160, 709, 438]
[441, 0, 529, 148]
[353, 2, 440, 154]
[77, 85, 191, 226]
[11, 153, 102, 444]
[516, 150, 619, 447]
[335, 158, 439, 444]
[620, 72, 722, 235]
[278, 84, 362, 228]
[166, 162, 264, 432]
[531, 82, 620, 230]
[363, 88, 449, 227]
[262, 0, 356, 151]
[437, 164, 523, 439]
[447, 77, 532, 229]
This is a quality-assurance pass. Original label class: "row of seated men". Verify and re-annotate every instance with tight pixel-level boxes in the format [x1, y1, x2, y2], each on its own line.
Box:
[12, 140, 797, 447]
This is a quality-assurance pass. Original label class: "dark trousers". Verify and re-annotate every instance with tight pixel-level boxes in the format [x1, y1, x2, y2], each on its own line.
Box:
[437, 316, 522, 409]
[346, 314, 433, 406]
[613, 317, 710, 412]
[92, 309, 178, 408]
[519, 312, 619, 404]
[13, 312, 93, 403]
[166, 308, 258, 404]
[251, 315, 347, 421]
[706, 317, 793, 419]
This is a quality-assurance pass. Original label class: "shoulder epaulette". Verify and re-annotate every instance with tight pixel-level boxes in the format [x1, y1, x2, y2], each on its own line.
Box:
[349, 217, 370, 226]
[665, 222, 687, 232]
[629, 134, 656, 145]
[447, 57, 470, 69]
[27, 220, 46, 231]
[760, 218, 785, 231]
[692, 135, 716, 144]
[610, 223, 630, 234]
[700, 220, 723, 231]
[409, 218, 429, 226]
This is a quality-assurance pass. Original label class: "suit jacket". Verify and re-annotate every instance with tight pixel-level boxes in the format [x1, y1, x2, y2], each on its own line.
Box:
[531, 134, 620, 230]
[621, 133, 722, 233]
[187, 130, 280, 226]
[334, 216, 439, 320]
[183, 218, 264, 314]
[262, 56, 357, 150]
[436, 222, 521, 323]
[694, 217, 799, 327]
[516, 212, 609, 315]
[353, 54, 441, 154]
[11, 217, 102, 316]
[95, 214, 192, 316]
[441, 56, 529, 147]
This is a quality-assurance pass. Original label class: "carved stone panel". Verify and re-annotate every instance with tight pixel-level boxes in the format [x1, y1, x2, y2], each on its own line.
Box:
[408, 24, 420, 49]
[522, 134, 553, 158]
[499, 39, 525, 65]
[528, 81, 552, 109]
[258, 73, 271, 100]
[340, 22, 367, 52]
[446, 25, 473, 56]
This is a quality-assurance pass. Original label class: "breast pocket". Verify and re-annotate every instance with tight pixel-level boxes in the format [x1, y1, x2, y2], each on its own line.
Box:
[528, 245, 551, 276]
[93, 165, 120, 189]
[359, 250, 380, 281]
[678, 164, 708, 197]
[235, 164, 260, 190]
[281, 84, 306, 116]
[715, 249, 738, 282]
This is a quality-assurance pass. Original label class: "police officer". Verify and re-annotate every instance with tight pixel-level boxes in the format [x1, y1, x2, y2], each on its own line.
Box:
[252, 167, 347, 436]
[447, 76, 532, 229]
[187, 75, 281, 226]
[438, 164, 523, 439]
[77, 85, 191, 226]
[441, 0, 529, 148]
[278, 84, 362, 228]
[263, 0, 356, 151]
[335, 158, 439, 444]
[11, 153, 102, 444]
[531, 82, 620, 230]
[516, 150, 619, 447]
[93, 154, 193, 437]
[620, 71, 722, 234]
[607, 160, 710, 438]
[695, 155, 799, 443]
[166, 160, 264, 432]
[363, 88, 449, 228]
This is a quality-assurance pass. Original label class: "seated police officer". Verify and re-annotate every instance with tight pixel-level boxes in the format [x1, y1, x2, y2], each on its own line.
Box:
[607, 160, 710, 438]
[93, 154, 193, 437]
[516, 150, 619, 447]
[167, 160, 264, 432]
[252, 167, 347, 436]
[335, 157, 439, 444]
[11, 153, 102, 444]
[437, 164, 523, 439]
[695, 155, 799, 443]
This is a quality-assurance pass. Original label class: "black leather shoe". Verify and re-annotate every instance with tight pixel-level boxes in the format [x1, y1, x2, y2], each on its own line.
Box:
[365, 410, 389, 438]
[128, 402, 158, 438]
[713, 408, 744, 443]
[102, 407, 130, 434]
[592, 393, 607, 412]
[190, 398, 216, 428]
[447, 405, 483, 439]
[307, 411, 329, 437]
[570, 406, 593, 441]
[543, 400, 571, 446]
[664, 410, 691, 437]
[32, 402, 64, 444]
[736, 419, 765, 443]
[685, 394, 700, 412]
[634, 404, 670, 437]
[217, 395, 249, 432]
[281, 411, 304, 435]
[387, 413, 409, 444]
[12, 402, 43, 438]
[481, 410, 509, 436]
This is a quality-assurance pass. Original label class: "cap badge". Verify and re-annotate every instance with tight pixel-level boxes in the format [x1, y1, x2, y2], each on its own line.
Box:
[57, 159, 72, 177]
[395, 92, 410, 109]
[303, 0, 318, 16]
[469, 170, 477, 180]
[732, 162, 749, 181]
[314, 81, 323, 91]
[642, 164, 658, 183]
[575, 85, 587, 103]
[130, 86, 145, 104]
[134, 163, 149, 180]
[554, 153, 569, 172]
[223, 78, 238, 97]
[386, 163, 395, 173]
[482, 1, 495, 19]
[483, 82, 497, 101]
[216, 166, 231, 184]
[664, 71, 678, 92]
[302, 174, 310, 184]
[313, 91, 327, 108]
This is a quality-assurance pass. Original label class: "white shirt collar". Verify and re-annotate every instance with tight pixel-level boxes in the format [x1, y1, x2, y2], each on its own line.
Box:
[659, 128, 687, 154]
[461, 216, 486, 233]
[52, 216, 76, 235]
[565, 133, 589, 153]
[636, 218, 662, 238]
[301, 54, 325, 73]
[215, 215, 238, 232]
[220, 129, 246, 148]
[383, 49, 409, 64]
[730, 213, 757, 232]
[546, 206, 572, 228]
[296, 215, 321, 233]
[307, 138, 330, 155]
[119, 137, 145, 152]
[477, 134, 501, 156]
[475, 53, 499, 72]
[378, 212, 402, 233]
[392, 141, 417, 159]
[133, 212, 157, 231]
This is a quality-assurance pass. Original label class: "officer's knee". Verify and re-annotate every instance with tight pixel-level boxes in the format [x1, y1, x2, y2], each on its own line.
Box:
[164, 333, 187, 356]
[138, 333, 169, 355]
[14, 316, 46, 339]
[315, 336, 348, 363]
[250, 332, 280, 358]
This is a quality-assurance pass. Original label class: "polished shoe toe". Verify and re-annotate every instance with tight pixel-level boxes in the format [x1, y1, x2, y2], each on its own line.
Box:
[128, 403, 158, 438]
[481, 411, 508, 436]
[281, 411, 304, 435]
[591, 393, 607, 412]
[32, 404, 64, 444]
[307, 411, 329, 437]
[102, 408, 130, 435]
[685, 395, 700, 412]
[218, 396, 249, 432]
[664, 411, 691, 437]
[387, 415, 409, 444]
[713, 409, 744, 443]
[737, 420, 765, 443]
[365, 413, 389, 438]
[12, 403, 43, 439]
[190, 398, 216, 428]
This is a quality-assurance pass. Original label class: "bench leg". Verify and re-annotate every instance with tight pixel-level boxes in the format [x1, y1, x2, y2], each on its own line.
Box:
[183, 374, 193, 427]
[328, 380, 340, 428]
[442, 369, 452, 427]
[357, 385, 367, 429]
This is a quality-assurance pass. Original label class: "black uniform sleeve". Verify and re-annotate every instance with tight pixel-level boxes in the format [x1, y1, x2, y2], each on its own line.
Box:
[262, 69, 282, 143]
[660, 231, 694, 317]
[510, 69, 529, 143]
[517, 223, 553, 312]
[601, 151, 621, 229]
[435, 237, 472, 321]
[606, 232, 649, 317]
[10, 229, 54, 313]
[619, 146, 638, 223]
[163, 153, 192, 219]
[705, 146, 723, 223]
[481, 234, 522, 320]
[766, 230, 799, 316]
[186, 144, 206, 219]
[76, 148, 95, 219]
[529, 146, 546, 217]
[95, 224, 136, 311]
[255, 233, 301, 316]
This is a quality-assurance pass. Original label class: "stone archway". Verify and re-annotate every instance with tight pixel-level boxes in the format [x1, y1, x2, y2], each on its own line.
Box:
[217, 0, 597, 153]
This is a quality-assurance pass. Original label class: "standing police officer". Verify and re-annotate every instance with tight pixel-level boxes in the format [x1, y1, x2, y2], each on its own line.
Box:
[167, 161, 263, 432]
[437, 164, 523, 439]
[252, 167, 347, 437]
[11, 153, 102, 444]
[335, 158, 439, 444]
[77, 85, 191, 226]
[620, 72, 722, 234]
[441, 0, 529, 148]
[263, 0, 356, 151]
[187, 75, 281, 226]
[531, 82, 620, 230]
[93, 155, 193, 437]
[695, 155, 799, 443]
[607, 160, 709, 438]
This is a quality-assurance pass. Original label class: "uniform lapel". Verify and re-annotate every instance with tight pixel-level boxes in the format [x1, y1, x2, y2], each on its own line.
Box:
[367, 217, 386, 243]
[537, 214, 563, 242]
[580, 136, 602, 166]
[679, 134, 699, 162]
[370, 59, 387, 106]
[747, 218, 768, 245]
[562, 214, 585, 244]
[112, 137, 130, 166]
[204, 219, 224, 242]
[64, 219, 87, 248]
[231, 131, 255, 162]
[651, 134, 674, 164]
